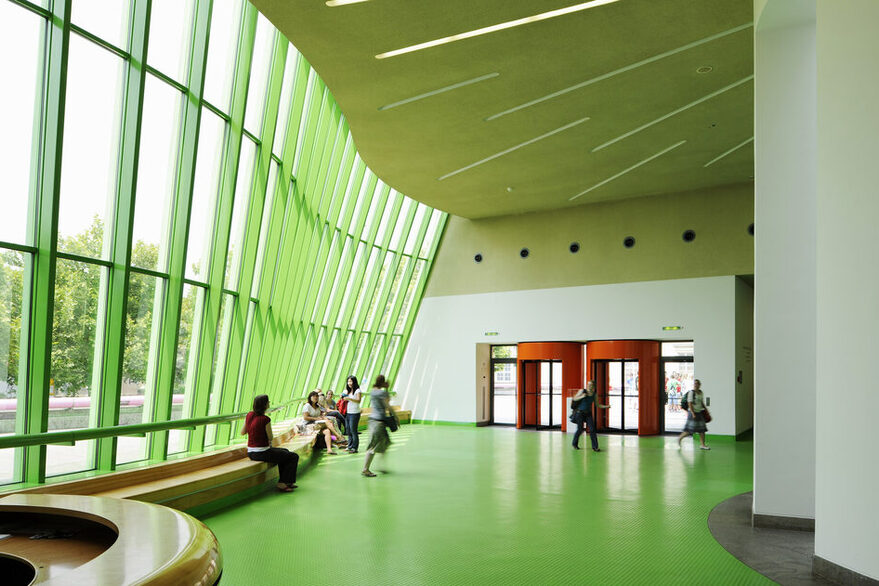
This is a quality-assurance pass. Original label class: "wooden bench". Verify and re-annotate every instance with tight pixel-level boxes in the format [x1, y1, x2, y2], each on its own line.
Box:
[0, 492, 221, 585]
[4, 408, 411, 517]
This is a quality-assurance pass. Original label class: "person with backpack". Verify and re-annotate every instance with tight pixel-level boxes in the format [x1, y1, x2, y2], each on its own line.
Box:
[678, 379, 711, 450]
[569, 381, 610, 452]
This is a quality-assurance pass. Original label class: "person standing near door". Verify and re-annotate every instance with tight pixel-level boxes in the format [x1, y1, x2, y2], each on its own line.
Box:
[678, 379, 710, 450]
[570, 381, 609, 452]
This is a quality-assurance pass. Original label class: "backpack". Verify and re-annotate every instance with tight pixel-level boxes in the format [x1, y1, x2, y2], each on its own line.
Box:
[680, 391, 691, 411]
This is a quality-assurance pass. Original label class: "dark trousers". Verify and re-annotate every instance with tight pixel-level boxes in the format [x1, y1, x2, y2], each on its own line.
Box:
[572, 414, 599, 450]
[345, 412, 361, 451]
[327, 411, 346, 434]
[248, 448, 299, 485]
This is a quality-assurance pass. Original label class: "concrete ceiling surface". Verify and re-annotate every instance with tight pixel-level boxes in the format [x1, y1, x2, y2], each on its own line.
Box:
[253, 0, 754, 219]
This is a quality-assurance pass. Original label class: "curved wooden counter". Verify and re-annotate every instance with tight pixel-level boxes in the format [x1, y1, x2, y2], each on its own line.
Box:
[0, 493, 221, 585]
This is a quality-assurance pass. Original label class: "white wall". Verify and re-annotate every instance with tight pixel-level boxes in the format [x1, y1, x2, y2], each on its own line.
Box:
[814, 2, 879, 579]
[752, 0, 817, 521]
[396, 276, 739, 434]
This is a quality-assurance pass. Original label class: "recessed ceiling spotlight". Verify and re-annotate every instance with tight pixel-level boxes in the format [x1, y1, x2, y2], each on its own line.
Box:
[506, 186, 514, 192]
[376, 0, 621, 59]
[696, 65, 714, 74]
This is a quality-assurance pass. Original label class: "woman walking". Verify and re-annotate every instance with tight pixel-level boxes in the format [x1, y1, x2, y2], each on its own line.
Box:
[362, 375, 392, 477]
[240, 394, 299, 492]
[678, 379, 711, 450]
[342, 375, 362, 453]
[570, 381, 609, 452]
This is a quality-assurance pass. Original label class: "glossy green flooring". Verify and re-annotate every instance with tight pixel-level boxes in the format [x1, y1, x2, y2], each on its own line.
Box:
[202, 426, 770, 585]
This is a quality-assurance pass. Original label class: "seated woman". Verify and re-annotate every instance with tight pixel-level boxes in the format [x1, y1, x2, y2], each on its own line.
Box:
[303, 391, 342, 455]
[240, 394, 299, 492]
[321, 389, 346, 434]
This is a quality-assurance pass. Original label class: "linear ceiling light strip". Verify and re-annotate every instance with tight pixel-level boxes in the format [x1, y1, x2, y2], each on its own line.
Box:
[438, 116, 590, 181]
[703, 136, 754, 167]
[376, 0, 620, 59]
[486, 22, 753, 121]
[569, 140, 687, 201]
[378, 72, 500, 111]
[326, 0, 369, 6]
[591, 75, 754, 152]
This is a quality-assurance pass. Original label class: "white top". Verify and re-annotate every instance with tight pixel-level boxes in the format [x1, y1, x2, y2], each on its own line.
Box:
[303, 403, 322, 418]
[344, 389, 362, 414]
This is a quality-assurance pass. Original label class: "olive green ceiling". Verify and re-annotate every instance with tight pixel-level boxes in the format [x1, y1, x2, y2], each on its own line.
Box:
[252, 0, 753, 219]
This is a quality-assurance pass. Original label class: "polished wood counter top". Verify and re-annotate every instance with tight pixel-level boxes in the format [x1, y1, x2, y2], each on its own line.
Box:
[0, 493, 221, 585]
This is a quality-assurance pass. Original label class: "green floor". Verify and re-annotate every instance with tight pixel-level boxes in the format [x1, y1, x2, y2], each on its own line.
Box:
[202, 426, 769, 585]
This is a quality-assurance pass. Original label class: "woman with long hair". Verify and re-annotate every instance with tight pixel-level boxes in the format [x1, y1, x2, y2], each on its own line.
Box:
[362, 374, 392, 477]
[303, 390, 341, 455]
[341, 375, 362, 453]
[240, 394, 299, 492]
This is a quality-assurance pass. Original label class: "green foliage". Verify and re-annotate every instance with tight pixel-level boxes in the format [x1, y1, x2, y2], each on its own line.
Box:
[0, 250, 24, 397]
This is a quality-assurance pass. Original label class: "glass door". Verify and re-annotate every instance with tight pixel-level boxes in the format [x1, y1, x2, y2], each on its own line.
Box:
[538, 361, 562, 429]
[595, 359, 639, 433]
[490, 345, 517, 425]
[662, 361, 694, 432]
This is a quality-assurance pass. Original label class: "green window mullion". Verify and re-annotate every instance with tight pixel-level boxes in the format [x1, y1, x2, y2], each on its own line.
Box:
[23, 0, 70, 484]
[337, 157, 366, 233]
[350, 259, 384, 335]
[287, 215, 324, 320]
[362, 184, 391, 244]
[267, 180, 298, 309]
[325, 129, 354, 228]
[279, 52, 309, 163]
[299, 223, 335, 324]
[309, 105, 344, 218]
[375, 194, 404, 250]
[364, 251, 404, 334]
[321, 327, 345, 388]
[149, 0, 213, 461]
[216, 29, 288, 445]
[189, 3, 258, 452]
[352, 331, 376, 383]
[399, 216, 448, 340]
[253, 176, 287, 302]
[239, 302, 267, 408]
[95, 0, 152, 472]
[310, 229, 344, 326]
[313, 231, 349, 326]
[292, 76, 325, 187]
[285, 322, 308, 399]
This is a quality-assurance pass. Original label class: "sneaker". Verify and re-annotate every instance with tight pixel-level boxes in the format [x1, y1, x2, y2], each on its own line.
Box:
[592, 448, 601, 452]
[700, 445, 711, 450]
[362, 470, 377, 477]
[572, 444, 580, 450]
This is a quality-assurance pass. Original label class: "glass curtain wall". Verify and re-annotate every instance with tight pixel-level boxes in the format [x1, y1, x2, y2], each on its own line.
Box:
[0, 0, 446, 486]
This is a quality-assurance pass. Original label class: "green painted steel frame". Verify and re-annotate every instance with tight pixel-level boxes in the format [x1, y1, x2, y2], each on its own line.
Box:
[1, 0, 447, 487]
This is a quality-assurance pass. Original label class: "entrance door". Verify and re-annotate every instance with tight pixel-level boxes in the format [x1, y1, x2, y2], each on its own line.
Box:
[594, 360, 639, 432]
[662, 360, 694, 432]
[519, 360, 562, 429]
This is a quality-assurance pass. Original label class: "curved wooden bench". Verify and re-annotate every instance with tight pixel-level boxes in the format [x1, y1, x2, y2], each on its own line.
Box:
[0, 493, 220, 585]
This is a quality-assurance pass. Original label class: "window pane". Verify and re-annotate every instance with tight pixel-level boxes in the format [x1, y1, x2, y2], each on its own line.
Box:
[148, 0, 195, 83]
[0, 3, 42, 246]
[388, 196, 411, 251]
[662, 341, 694, 356]
[59, 34, 125, 259]
[133, 74, 183, 272]
[206, 293, 234, 446]
[187, 108, 226, 281]
[251, 162, 279, 298]
[420, 209, 444, 258]
[117, 273, 163, 465]
[404, 204, 428, 255]
[395, 259, 425, 335]
[203, 0, 243, 112]
[170, 284, 203, 454]
[244, 14, 275, 135]
[273, 45, 299, 156]
[0, 250, 26, 401]
[71, 0, 131, 50]
[226, 138, 257, 290]
[47, 258, 105, 477]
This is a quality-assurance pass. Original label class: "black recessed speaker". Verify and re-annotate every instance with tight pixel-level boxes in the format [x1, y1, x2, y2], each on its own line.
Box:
[519, 248, 529, 258]
[623, 236, 636, 248]
[474, 253, 483, 263]
[569, 242, 580, 253]
[748, 223, 754, 236]
[682, 230, 696, 242]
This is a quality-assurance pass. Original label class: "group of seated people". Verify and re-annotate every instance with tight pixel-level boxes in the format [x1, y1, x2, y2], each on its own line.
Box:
[241, 376, 366, 492]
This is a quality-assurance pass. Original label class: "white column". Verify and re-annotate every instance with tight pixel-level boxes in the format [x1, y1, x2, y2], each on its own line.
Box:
[814, 1, 879, 579]
[752, 0, 817, 524]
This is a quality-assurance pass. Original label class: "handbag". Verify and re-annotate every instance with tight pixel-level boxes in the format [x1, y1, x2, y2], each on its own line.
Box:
[384, 411, 399, 432]
[702, 408, 712, 423]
